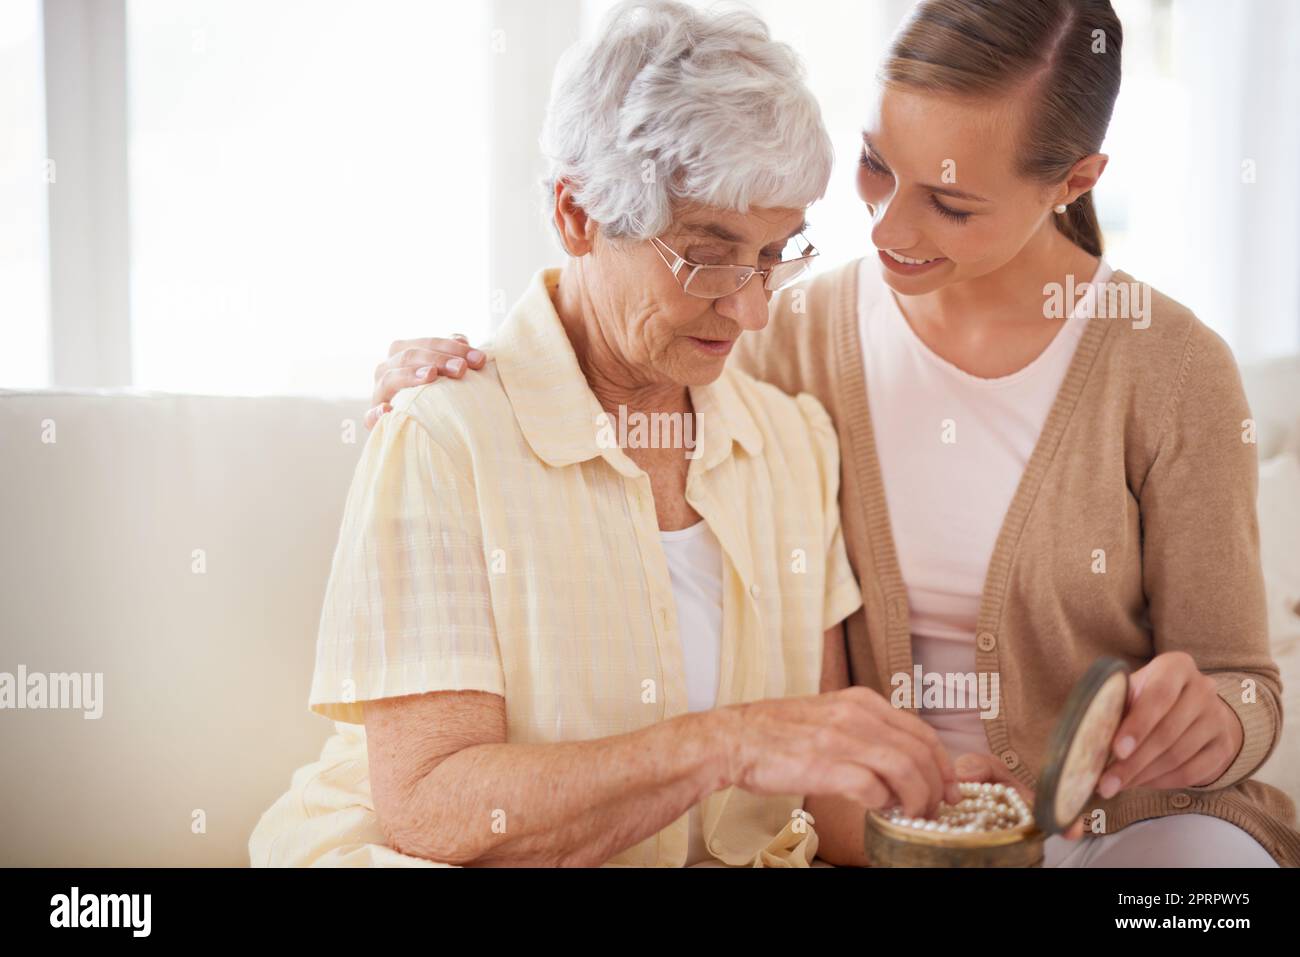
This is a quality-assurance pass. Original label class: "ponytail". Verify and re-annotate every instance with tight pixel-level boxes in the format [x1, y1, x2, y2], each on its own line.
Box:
[1054, 192, 1104, 257]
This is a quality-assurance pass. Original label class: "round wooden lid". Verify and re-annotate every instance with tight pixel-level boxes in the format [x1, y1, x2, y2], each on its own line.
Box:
[1032, 657, 1129, 835]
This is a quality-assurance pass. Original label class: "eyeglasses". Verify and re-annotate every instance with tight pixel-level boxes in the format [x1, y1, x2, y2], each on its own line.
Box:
[648, 232, 818, 299]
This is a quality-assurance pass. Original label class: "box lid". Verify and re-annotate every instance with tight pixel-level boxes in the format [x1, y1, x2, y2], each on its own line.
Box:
[1033, 657, 1129, 835]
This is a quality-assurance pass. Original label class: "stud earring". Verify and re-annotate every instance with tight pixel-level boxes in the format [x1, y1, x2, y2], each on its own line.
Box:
[1053, 203, 1068, 214]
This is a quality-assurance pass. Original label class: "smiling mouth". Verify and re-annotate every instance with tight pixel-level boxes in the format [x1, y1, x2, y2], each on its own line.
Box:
[882, 248, 941, 265]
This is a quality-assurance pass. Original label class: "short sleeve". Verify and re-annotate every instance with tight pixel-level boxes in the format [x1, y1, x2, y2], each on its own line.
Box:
[795, 392, 863, 631]
[309, 408, 504, 724]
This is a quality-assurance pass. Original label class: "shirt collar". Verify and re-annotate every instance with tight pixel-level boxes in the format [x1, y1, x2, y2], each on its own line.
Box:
[491, 268, 763, 474]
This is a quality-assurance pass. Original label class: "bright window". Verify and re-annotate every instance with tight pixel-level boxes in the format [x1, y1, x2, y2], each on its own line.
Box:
[126, 0, 490, 396]
[0, 0, 50, 389]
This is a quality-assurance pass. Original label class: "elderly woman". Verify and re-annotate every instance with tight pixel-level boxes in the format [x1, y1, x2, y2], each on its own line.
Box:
[249, 0, 958, 867]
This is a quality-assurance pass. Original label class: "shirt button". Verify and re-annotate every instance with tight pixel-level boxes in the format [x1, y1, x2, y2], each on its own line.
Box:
[750, 584, 761, 598]
[1171, 792, 1192, 809]
[1000, 749, 1020, 770]
[976, 631, 997, 652]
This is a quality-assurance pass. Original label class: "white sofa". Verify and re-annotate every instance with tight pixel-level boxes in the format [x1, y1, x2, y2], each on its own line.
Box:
[0, 390, 362, 865]
[2, 358, 1298, 866]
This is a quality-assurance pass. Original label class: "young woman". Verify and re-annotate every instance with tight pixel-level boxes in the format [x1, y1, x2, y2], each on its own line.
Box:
[367, 0, 1299, 867]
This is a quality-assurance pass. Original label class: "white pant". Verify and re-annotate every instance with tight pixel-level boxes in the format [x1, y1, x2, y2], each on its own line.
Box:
[1043, 813, 1278, 867]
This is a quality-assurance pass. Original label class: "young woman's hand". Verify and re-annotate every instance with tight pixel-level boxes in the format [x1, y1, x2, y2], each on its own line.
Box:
[1095, 651, 1244, 797]
[366, 334, 488, 430]
[953, 752, 1086, 840]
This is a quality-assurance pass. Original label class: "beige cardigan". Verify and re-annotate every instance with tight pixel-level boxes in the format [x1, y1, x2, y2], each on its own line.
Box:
[733, 258, 1300, 865]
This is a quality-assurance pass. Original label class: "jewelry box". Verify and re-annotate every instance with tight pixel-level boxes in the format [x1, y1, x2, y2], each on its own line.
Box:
[863, 657, 1129, 867]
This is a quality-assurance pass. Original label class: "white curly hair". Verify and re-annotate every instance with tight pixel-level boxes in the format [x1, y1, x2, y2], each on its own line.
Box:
[539, 0, 834, 243]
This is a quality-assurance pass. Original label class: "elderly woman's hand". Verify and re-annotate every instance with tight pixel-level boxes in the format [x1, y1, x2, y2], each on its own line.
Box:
[728, 686, 961, 819]
[366, 334, 487, 429]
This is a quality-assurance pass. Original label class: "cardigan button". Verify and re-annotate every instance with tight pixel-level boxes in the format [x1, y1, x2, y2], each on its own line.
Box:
[976, 631, 997, 652]
[1000, 749, 1020, 770]
[750, 583, 762, 598]
[1171, 792, 1192, 809]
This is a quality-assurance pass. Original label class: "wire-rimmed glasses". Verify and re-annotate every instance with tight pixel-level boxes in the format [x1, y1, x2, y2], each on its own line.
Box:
[648, 232, 818, 299]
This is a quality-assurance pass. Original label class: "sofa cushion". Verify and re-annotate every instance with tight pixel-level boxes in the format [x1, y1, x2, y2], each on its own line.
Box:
[0, 389, 367, 865]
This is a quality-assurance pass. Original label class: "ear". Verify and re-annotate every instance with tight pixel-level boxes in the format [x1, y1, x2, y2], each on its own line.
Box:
[552, 180, 598, 256]
[1054, 153, 1109, 207]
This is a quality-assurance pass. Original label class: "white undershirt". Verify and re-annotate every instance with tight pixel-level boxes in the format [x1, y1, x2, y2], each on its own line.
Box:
[660, 519, 723, 865]
[857, 257, 1112, 760]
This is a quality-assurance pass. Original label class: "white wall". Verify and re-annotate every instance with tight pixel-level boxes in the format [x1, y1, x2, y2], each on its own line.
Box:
[8, 0, 1299, 395]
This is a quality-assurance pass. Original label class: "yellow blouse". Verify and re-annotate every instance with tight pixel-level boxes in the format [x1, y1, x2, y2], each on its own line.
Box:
[249, 268, 862, 867]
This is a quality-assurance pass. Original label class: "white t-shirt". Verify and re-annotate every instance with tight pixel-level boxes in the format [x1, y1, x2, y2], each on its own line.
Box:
[857, 258, 1113, 760]
[660, 519, 723, 865]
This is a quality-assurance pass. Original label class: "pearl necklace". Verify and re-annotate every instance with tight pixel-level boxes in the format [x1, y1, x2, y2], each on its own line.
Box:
[883, 782, 1031, 834]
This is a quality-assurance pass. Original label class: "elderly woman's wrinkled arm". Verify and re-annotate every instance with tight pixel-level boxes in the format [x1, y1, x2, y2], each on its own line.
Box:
[364, 687, 737, 867]
[363, 634, 957, 867]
